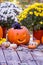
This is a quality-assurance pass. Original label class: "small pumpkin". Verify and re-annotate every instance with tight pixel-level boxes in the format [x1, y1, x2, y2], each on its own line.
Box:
[41, 36, 43, 44]
[7, 26, 30, 45]
[0, 26, 3, 38]
[28, 44, 37, 49]
[28, 40, 40, 49]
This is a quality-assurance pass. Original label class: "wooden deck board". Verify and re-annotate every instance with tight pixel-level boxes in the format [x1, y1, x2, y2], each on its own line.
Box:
[0, 47, 6, 62]
[30, 50, 43, 65]
[37, 45, 43, 49]
[31, 51, 43, 61]
[28, 60, 37, 65]
[36, 60, 43, 65]
[0, 45, 43, 65]
[2, 48, 20, 65]
[0, 47, 7, 65]
[0, 62, 7, 65]
[17, 51, 33, 62]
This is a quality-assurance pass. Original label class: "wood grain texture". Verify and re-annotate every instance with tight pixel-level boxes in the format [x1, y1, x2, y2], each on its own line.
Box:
[2, 48, 20, 65]
[0, 62, 7, 65]
[0, 45, 43, 65]
[0, 47, 6, 62]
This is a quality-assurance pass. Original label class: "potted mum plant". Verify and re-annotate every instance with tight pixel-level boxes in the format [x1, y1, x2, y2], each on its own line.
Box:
[17, 3, 43, 42]
[0, 2, 22, 37]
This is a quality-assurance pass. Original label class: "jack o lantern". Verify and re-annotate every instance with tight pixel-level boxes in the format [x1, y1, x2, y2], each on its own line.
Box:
[7, 26, 30, 45]
[0, 26, 3, 38]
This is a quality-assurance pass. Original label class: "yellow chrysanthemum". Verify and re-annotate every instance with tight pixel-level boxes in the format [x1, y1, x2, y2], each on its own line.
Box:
[34, 3, 43, 6]
[30, 5, 36, 9]
[34, 11, 39, 16]
[0, 41, 3, 46]
[19, 18, 23, 22]
[29, 12, 33, 15]
[2, 38, 6, 42]
[39, 13, 43, 16]
[18, 2, 43, 25]
[0, 38, 6, 46]
[40, 21, 43, 24]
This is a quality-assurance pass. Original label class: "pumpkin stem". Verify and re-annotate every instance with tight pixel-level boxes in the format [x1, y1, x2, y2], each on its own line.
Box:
[12, 22, 21, 29]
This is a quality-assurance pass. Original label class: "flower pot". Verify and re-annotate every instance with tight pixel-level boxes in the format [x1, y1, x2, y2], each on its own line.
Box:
[2, 27, 7, 38]
[33, 30, 43, 40]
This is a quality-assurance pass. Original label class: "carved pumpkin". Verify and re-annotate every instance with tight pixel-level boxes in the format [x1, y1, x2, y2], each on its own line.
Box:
[7, 26, 30, 45]
[41, 36, 43, 44]
[0, 26, 3, 38]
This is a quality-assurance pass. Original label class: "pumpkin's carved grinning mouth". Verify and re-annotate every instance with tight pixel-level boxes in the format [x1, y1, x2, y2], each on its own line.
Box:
[17, 39, 26, 43]
[18, 39, 23, 41]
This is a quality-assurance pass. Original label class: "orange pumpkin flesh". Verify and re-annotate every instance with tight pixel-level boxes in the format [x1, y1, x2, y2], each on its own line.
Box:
[8, 26, 30, 45]
[0, 26, 3, 38]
